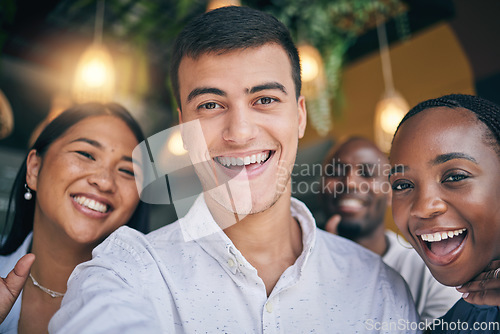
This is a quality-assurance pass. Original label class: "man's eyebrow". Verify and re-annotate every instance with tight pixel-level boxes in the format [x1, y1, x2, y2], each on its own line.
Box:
[431, 152, 477, 165]
[187, 87, 226, 103]
[388, 165, 408, 178]
[247, 82, 287, 95]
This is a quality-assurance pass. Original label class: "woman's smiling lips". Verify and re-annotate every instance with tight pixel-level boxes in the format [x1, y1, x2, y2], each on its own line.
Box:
[71, 193, 113, 218]
[416, 227, 468, 266]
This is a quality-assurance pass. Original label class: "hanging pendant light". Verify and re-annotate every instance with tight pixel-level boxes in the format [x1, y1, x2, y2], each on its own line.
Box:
[299, 44, 323, 86]
[167, 129, 187, 156]
[374, 90, 409, 152]
[0, 89, 14, 139]
[374, 16, 409, 152]
[298, 43, 332, 136]
[72, 0, 115, 103]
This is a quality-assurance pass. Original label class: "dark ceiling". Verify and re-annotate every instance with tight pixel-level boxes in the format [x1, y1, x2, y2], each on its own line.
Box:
[2, 0, 456, 71]
[1, 0, 499, 151]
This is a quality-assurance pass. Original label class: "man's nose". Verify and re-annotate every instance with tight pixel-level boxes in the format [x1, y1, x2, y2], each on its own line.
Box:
[222, 105, 258, 144]
[345, 169, 365, 191]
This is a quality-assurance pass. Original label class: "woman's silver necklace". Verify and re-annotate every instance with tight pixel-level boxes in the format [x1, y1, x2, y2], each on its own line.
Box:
[29, 273, 65, 298]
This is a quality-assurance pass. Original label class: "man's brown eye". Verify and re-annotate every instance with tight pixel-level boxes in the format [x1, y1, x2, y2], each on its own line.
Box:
[198, 102, 222, 110]
[256, 97, 276, 105]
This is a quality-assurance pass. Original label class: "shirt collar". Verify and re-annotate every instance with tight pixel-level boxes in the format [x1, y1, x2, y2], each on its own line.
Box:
[289, 197, 317, 273]
[178, 195, 317, 276]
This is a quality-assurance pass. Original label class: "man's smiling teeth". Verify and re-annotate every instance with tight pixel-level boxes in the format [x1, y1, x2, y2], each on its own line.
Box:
[73, 196, 108, 213]
[339, 198, 363, 209]
[216, 152, 270, 167]
[420, 228, 466, 242]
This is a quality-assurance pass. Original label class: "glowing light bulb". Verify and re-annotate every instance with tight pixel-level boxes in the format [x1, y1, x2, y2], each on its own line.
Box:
[301, 54, 319, 83]
[81, 59, 108, 87]
[168, 130, 187, 156]
[380, 101, 406, 134]
[298, 45, 322, 83]
[374, 91, 409, 152]
[73, 44, 115, 103]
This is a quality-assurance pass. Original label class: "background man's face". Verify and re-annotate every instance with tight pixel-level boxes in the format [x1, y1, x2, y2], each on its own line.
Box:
[323, 139, 391, 239]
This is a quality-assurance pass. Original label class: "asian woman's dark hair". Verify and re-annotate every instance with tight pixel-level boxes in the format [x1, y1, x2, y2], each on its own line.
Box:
[393, 94, 500, 156]
[0, 102, 150, 255]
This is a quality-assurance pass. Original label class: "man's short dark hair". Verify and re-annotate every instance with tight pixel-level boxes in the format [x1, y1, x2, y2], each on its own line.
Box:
[170, 6, 302, 109]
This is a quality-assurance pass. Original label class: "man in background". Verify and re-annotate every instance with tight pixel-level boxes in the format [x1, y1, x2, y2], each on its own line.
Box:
[321, 136, 460, 322]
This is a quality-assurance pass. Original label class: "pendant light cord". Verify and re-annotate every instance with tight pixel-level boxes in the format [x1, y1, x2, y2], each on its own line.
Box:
[94, 0, 105, 45]
[376, 14, 395, 95]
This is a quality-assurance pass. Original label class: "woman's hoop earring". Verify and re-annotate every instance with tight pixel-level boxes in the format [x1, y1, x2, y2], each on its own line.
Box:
[24, 184, 33, 200]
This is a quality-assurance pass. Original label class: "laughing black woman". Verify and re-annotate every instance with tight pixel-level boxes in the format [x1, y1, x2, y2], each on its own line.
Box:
[389, 94, 500, 333]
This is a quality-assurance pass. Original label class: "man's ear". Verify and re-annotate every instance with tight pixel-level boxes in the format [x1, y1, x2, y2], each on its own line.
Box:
[297, 96, 307, 139]
[177, 108, 189, 151]
[26, 150, 42, 191]
[177, 107, 183, 124]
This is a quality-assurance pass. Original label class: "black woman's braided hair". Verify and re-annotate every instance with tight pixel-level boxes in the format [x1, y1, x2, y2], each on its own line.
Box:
[392, 94, 500, 156]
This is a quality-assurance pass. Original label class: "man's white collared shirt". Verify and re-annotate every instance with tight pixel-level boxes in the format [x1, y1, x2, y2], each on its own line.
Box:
[50, 196, 419, 333]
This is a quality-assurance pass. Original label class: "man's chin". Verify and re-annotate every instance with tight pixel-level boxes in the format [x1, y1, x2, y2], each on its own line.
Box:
[208, 189, 282, 218]
[336, 221, 363, 240]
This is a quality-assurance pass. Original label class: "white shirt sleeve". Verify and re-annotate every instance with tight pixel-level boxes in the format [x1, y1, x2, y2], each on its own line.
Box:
[49, 203, 422, 333]
[48, 227, 172, 334]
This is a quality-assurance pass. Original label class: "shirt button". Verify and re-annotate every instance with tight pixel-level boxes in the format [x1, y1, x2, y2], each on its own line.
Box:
[265, 302, 273, 313]
[227, 258, 235, 267]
